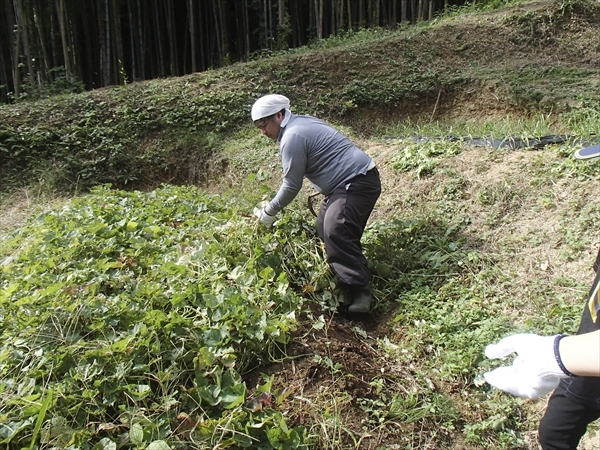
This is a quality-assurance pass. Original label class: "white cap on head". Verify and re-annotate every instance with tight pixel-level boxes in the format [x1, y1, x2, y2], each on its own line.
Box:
[251, 94, 290, 121]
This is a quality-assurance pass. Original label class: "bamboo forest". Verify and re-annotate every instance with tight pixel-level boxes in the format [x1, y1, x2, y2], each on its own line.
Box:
[1, 0, 460, 103]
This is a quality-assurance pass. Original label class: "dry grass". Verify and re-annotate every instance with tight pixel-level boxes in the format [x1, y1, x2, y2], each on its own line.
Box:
[0, 188, 66, 235]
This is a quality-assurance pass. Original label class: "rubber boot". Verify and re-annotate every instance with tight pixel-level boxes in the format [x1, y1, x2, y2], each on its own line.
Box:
[348, 287, 372, 313]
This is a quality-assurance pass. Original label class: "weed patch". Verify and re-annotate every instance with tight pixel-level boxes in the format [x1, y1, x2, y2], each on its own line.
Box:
[0, 185, 311, 449]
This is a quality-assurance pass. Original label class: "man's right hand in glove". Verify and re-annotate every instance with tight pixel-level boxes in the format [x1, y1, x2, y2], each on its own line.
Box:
[253, 202, 277, 228]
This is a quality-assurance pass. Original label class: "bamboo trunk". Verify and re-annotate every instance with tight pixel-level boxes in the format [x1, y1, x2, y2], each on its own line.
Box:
[7, 0, 22, 98]
[55, 0, 73, 81]
[187, 0, 196, 72]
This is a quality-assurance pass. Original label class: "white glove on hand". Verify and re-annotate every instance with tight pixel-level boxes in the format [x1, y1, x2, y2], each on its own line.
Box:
[483, 333, 570, 399]
[253, 202, 277, 228]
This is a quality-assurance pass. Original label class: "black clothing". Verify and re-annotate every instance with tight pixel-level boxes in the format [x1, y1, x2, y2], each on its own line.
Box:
[538, 381, 600, 450]
[538, 248, 600, 449]
[316, 167, 381, 288]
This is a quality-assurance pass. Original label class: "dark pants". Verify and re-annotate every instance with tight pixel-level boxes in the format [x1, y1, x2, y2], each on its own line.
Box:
[538, 380, 600, 450]
[316, 168, 381, 288]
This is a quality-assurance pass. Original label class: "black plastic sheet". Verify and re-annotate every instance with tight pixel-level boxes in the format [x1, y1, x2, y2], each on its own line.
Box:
[386, 135, 597, 150]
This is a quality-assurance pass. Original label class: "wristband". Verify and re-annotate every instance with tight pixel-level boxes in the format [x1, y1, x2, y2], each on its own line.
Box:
[553, 334, 575, 377]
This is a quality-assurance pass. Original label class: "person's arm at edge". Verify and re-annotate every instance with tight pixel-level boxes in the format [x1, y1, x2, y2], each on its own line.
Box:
[559, 330, 600, 377]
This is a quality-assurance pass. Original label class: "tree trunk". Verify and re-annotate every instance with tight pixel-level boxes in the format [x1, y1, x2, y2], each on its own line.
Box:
[127, 0, 137, 80]
[96, 0, 105, 86]
[136, 0, 145, 79]
[112, 0, 126, 83]
[6, 0, 22, 98]
[165, 0, 177, 75]
[49, 0, 60, 75]
[153, 0, 165, 77]
[15, 0, 36, 90]
[278, 0, 287, 49]
[359, 0, 364, 28]
[347, 0, 352, 30]
[291, 0, 301, 47]
[32, 0, 50, 83]
[243, 0, 250, 58]
[0, 0, 454, 100]
[330, 0, 335, 35]
[266, 0, 272, 49]
[55, 0, 72, 81]
[218, 0, 228, 61]
[233, 0, 250, 58]
[0, 40, 8, 102]
[198, 2, 206, 70]
[262, 0, 268, 48]
[212, 0, 222, 62]
[314, 0, 322, 39]
[103, 0, 111, 84]
[278, 0, 285, 28]
[187, 0, 196, 72]
[319, 0, 323, 37]
[14, 26, 22, 99]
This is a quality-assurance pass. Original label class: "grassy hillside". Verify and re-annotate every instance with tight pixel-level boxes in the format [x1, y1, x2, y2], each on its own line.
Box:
[1, 0, 600, 195]
[2, 0, 600, 449]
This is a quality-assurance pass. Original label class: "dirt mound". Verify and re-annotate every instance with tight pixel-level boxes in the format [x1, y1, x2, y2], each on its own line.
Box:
[244, 311, 435, 449]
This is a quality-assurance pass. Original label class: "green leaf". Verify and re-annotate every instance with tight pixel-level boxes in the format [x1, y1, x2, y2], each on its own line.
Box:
[259, 266, 276, 282]
[195, 347, 217, 370]
[93, 437, 117, 450]
[111, 336, 133, 352]
[129, 423, 144, 446]
[197, 384, 222, 406]
[146, 440, 171, 450]
[266, 426, 286, 447]
[0, 185, 305, 448]
[144, 225, 162, 236]
[0, 419, 33, 444]
[232, 433, 253, 447]
[126, 221, 138, 231]
[28, 389, 53, 450]
[40, 416, 73, 447]
[124, 384, 152, 401]
[312, 315, 326, 330]
[221, 385, 246, 409]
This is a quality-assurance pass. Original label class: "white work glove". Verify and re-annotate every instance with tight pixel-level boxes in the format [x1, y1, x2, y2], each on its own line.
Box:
[483, 333, 571, 399]
[253, 202, 277, 228]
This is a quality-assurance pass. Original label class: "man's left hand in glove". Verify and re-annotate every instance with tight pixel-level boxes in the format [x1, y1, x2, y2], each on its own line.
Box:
[483, 333, 572, 399]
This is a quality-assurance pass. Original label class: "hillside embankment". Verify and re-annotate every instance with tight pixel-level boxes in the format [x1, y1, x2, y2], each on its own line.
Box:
[1, 0, 599, 195]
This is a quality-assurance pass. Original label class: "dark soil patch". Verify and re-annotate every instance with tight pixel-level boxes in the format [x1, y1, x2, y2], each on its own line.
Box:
[243, 303, 454, 449]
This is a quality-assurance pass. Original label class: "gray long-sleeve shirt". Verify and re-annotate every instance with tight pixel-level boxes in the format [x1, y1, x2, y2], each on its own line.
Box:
[266, 113, 374, 214]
